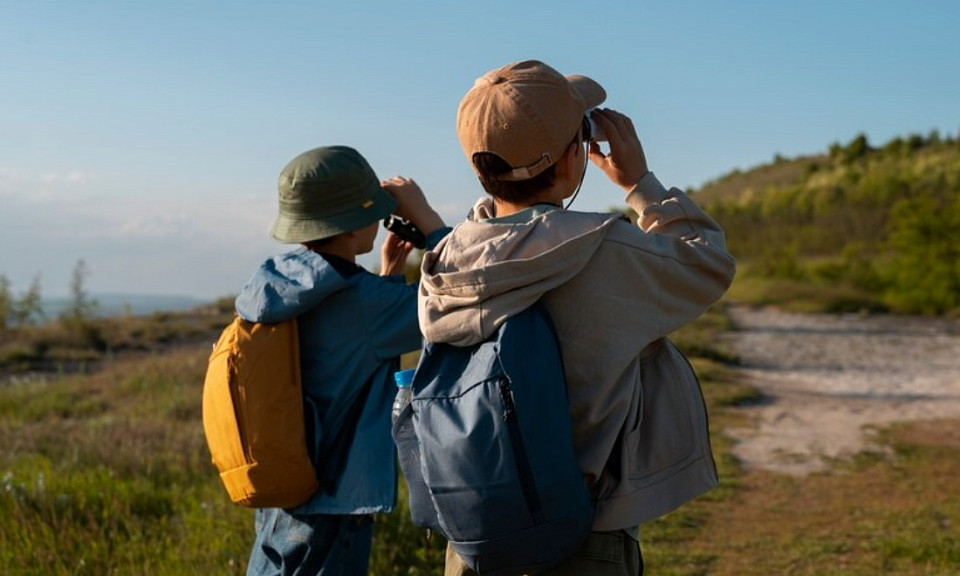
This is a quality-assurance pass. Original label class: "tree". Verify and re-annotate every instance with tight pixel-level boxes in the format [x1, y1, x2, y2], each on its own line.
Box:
[13, 276, 44, 327]
[0, 275, 10, 330]
[61, 259, 98, 327]
[884, 196, 960, 313]
[844, 133, 871, 162]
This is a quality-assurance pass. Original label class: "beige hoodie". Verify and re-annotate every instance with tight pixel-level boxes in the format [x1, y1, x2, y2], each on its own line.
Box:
[418, 172, 736, 530]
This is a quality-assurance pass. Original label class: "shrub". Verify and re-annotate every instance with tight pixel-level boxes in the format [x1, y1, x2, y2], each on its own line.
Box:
[752, 244, 805, 281]
[883, 196, 960, 313]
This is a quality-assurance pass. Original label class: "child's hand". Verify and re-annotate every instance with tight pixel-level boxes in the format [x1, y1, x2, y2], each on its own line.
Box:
[587, 108, 649, 193]
[380, 231, 414, 277]
[382, 177, 428, 219]
[382, 176, 445, 236]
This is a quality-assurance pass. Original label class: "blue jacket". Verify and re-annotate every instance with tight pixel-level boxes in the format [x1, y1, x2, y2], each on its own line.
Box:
[235, 232, 446, 515]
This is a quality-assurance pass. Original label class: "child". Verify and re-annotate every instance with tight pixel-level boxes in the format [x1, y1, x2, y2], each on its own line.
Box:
[420, 60, 736, 575]
[236, 145, 446, 576]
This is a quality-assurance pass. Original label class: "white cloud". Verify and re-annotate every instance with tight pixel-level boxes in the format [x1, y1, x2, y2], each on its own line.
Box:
[0, 183, 282, 299]
[0, 164, 454, 299]
[0, 167, 101, 203]
[114, 215, 191, 239]
[0, 168, 22, 196]
[66, 170, 97, 184]
[37, 171, 97, 185]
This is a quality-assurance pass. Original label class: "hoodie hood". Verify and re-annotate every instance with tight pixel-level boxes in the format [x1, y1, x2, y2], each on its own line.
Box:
[419, 198, 623, 346]
[236, 247, 353, 323]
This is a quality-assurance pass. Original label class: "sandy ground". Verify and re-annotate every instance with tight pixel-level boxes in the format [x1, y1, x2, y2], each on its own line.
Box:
[721, 305, 960, 475]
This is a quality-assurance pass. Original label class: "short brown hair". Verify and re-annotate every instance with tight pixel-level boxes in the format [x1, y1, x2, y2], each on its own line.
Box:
[471, 152, 559, 204]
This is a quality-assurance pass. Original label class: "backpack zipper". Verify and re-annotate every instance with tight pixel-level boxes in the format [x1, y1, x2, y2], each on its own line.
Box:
[499, 380, 545, 524]
[227, 357, 251, 462]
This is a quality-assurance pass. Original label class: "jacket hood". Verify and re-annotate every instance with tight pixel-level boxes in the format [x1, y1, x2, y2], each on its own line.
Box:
[419, 198, 623, 346]
[235, 247, 352, 323]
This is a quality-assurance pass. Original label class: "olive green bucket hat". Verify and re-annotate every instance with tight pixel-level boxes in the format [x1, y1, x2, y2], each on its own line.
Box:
[270, 146, 397, 243]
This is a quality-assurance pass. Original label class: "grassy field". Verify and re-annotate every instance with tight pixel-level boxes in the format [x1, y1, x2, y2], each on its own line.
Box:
[643, 364, 960, 575]
[1, 308, 958, 575]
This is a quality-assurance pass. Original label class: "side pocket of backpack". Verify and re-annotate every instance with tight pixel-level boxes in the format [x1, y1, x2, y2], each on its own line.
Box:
[202, 328, 251, 477]
[393, 401, 442, 533]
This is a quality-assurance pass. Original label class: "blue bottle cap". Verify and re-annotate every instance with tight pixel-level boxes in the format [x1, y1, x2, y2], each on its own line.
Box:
[394, 369, 415, 388]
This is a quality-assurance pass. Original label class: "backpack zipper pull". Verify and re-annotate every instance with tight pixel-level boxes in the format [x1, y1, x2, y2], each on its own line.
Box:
[499, 382, 515, 421]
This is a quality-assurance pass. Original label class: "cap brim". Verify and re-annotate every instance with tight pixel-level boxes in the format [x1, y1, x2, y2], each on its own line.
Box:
[567, 74, 606, 109]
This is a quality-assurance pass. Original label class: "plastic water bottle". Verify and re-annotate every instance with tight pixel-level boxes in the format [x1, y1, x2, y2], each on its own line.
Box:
[391, 369, 415, 424]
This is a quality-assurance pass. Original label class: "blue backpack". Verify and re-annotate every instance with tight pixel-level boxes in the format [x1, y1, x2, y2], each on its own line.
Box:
[392, 301, 594, 575]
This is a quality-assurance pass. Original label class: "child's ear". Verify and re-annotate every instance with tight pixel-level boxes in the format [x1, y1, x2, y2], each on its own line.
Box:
[343, 229, 358, 238]
[555, 142, 580, 181]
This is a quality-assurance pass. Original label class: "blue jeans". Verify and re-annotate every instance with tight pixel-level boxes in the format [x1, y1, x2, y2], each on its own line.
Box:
[246, 509, 374, 576]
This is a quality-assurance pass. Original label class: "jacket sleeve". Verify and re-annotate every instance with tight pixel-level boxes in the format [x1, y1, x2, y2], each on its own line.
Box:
[629, 172, 726, 241]
[613, 171, 736, 338]
[362, 275, 423, 360]
[365, 227, 452, 359]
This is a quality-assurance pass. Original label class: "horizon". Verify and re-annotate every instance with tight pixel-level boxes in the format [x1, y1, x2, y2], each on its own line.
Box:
[3, 0, 959, 300]
[39, 292, 210, 317]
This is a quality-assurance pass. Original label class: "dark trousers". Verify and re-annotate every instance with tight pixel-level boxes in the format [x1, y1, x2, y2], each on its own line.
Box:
[444, 530, 643, 576]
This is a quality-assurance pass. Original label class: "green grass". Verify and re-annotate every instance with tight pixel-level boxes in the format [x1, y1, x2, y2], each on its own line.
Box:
[2, 308, 958, 575]
[639, 421, 960, 576]
[725, 267, 890, 315]
[0, 349, 252, 575]
[0, 344, 448, 575]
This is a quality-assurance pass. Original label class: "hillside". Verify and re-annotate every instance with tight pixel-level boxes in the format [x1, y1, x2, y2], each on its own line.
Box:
[692, 153, 828, 204]
[691, 131, 960, 315]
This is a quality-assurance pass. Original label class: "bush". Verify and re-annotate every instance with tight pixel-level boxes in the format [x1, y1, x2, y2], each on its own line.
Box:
[883, 196, 960, 313]
[752, 244, 805, 281]
[699, 130, 960, 315]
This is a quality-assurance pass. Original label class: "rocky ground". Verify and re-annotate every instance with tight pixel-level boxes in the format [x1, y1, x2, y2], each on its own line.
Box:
[722, 305, 960, 475]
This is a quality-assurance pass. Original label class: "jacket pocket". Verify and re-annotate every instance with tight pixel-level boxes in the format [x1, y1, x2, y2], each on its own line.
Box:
[626, 338, 707, 481]
[621, 359, 645, 480]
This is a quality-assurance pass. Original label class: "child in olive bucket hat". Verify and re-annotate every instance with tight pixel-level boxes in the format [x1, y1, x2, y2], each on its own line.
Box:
[235, 145, 447, 576]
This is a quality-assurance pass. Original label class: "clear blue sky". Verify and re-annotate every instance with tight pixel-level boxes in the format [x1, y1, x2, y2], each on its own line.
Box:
[2, 0, 958, 300]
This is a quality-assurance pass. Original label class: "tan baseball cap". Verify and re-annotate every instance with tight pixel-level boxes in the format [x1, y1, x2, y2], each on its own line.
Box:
[456, 60, 606, 181]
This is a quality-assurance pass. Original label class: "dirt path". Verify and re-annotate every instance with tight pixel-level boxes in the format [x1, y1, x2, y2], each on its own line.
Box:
[721, 305, 960, 475]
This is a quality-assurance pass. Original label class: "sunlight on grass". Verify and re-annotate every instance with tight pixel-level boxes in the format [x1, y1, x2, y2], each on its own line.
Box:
[0, 349, 252, 575]
[2, 310, 959, 575]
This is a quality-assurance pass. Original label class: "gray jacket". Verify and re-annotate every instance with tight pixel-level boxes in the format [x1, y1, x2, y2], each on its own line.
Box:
[418, 172, 736, 530]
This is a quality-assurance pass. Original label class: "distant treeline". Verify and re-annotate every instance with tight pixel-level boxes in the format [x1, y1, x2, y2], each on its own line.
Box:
[0, 260, 231, 374]
[0, 259, 95, 332]
[694, 130, 960, 314]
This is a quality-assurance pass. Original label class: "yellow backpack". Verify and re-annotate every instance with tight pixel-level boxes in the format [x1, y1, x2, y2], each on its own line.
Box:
[202, 316, 319, 508]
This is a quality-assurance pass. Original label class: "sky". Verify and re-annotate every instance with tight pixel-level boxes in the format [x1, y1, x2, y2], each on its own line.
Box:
[2, 0, 958, 301]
